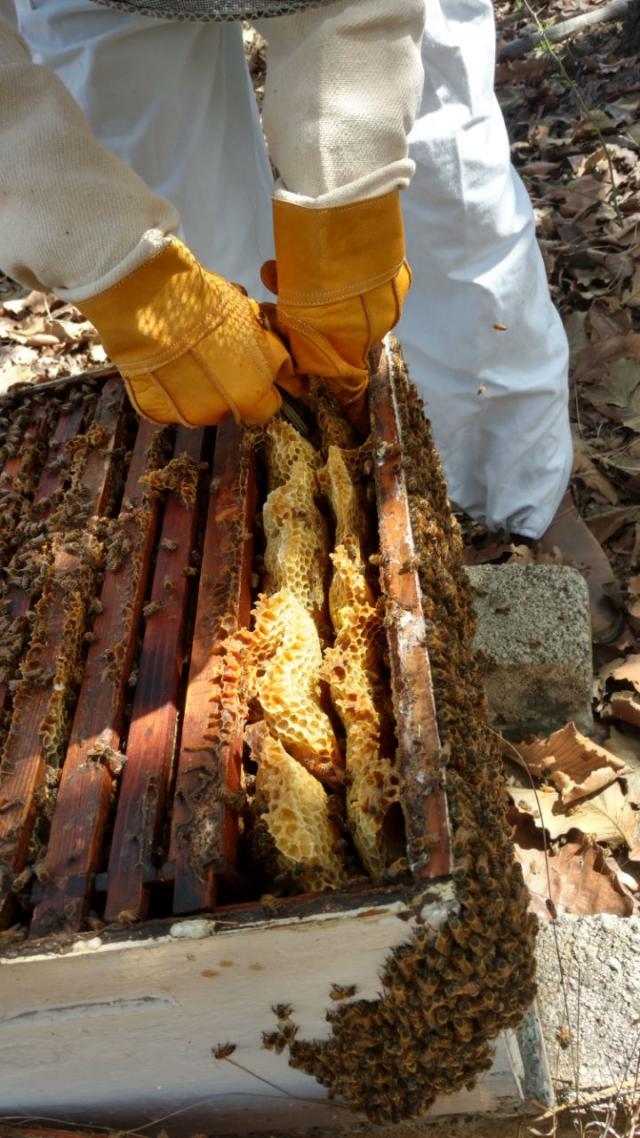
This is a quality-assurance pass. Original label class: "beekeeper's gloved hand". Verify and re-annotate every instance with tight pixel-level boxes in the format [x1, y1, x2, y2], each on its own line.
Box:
[0, 19, 293, 428]
[261, 191, 411, 431]
[80, 236, 294, 427]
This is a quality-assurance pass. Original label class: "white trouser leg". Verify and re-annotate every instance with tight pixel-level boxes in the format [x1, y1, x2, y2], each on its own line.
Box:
[397, 0, 571, 539]
[15, 0, 274, 296]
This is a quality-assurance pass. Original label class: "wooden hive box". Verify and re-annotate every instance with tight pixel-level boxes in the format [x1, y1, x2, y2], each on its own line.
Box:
[0, 347, 550, 1132]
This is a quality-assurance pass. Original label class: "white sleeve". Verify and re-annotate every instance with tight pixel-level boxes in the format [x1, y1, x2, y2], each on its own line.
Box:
[0, 15, 179, 298]
[256, 0, 425, 206]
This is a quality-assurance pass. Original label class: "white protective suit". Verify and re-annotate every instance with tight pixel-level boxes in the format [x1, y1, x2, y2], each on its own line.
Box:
[398, 0, 572, 538]
[10, 0, 571, 536]
[3, 0, 423, 297]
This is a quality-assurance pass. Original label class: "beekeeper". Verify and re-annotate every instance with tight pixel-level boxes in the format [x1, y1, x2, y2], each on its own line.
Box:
[1, 0, 618, 637]
[397, 0, 616, 639]
[0, 0, 423, 431]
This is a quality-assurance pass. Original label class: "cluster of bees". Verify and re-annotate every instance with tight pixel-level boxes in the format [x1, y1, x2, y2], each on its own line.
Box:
[139, 450, 206, 509]
[272, 350, 537, 1122]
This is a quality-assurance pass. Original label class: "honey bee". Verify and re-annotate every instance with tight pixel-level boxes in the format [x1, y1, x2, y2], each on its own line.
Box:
[329, 983, 357, 1001]
[212, 1042, 237, 1060]
[261, 1031, 285, 1054]
[272, 1003, 293, 1021]
[143, 599, 164, 618]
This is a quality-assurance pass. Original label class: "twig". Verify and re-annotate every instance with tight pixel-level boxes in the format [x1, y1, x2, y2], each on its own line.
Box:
[500, 0, 633, 59]
[517, 0, 625, 228]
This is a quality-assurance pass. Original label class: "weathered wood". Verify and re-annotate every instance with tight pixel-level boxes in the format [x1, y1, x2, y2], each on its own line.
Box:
[170, 421, 255, 915]
[30, 419, 163, 937]
[104, 426, 208, 923]
[369, 353, 451, 879]
[0, 402, 87, 728]
[0, 543, 99, 929]
[0, 404, 51, 570]
[0, 383, 126, 928]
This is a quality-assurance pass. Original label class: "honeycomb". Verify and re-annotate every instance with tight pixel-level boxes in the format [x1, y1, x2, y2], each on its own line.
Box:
[326, 540, 372, 635]
[318, 445, 367, 554]
[263, 457, 329, 629]
[239, 588, 341, 787]
[248, 722, 344, 892]
[237, 403, 399, 885]
[321, 547, 399, 879]
[264, 417, 320, 491]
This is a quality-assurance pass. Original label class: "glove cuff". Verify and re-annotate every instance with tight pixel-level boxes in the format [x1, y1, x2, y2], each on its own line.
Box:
[272, 191, 406, 308]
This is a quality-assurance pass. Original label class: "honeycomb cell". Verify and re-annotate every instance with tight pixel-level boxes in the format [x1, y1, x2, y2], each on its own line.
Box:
[263, 458, 329, 629]
[248, 722, 344, 892]
[240, 588, 341, 787]
[328, 541, 373, 635]
[318, 445, 368, 553]
[322, 554, 399, 879]
[264, 418, 320, 492]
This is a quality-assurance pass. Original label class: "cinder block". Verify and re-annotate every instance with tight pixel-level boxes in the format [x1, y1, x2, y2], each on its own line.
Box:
[466, 564, 593, 738]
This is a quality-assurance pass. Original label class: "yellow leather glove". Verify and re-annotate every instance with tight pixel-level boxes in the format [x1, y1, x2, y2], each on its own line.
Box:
[261, 190, 411, 431]
[80, 237, 293, 427]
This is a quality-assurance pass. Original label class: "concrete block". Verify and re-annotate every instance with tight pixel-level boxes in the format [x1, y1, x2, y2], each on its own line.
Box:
[536, 914, 640, 1094]
[466, 564, 592, 738]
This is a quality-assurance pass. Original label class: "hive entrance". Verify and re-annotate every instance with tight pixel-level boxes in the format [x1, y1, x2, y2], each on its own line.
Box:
[0, 354, 450, 944]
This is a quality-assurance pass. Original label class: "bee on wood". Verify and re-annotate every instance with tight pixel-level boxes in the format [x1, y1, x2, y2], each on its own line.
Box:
[329, 983, 357, 1001]
[260, 893, 282, 917]
[212, 1042, 237, 1060]
[272, 1003, 293, 1022]
[279, 1022, 298, 1046]
[261, 1031, 285, 1054]
[143, 599, 164, 618]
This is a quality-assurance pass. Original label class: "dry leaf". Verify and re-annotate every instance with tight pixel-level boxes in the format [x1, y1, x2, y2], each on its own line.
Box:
[598, 655, 640, 728]
[606, 725, 640, 770]
[609, 691, 640, 729]
[510, 780, 640, 850]
[587, 506, 639, 544]
[572, 440, 619, 504]
[513, 723, 629, 805]
[515, 835, 635, 921]
[600, 654, 640, 695]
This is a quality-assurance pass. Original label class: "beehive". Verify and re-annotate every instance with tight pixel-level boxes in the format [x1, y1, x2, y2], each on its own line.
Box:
[0, 347, 539, 1131]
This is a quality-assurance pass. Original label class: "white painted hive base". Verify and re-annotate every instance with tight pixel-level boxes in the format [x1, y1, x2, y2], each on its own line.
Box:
[0, 902, 548, 1134]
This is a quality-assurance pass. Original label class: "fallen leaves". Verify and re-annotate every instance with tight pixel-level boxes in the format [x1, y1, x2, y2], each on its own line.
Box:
[512, 780, 640, 851]
[572, 437, 620, 504]
[506, 722, 640, 920]
[512, 723, 629, 804]
[515, 835, 635, 921]
[0, 291, 105, 393]
[597, 654, 640, 726]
